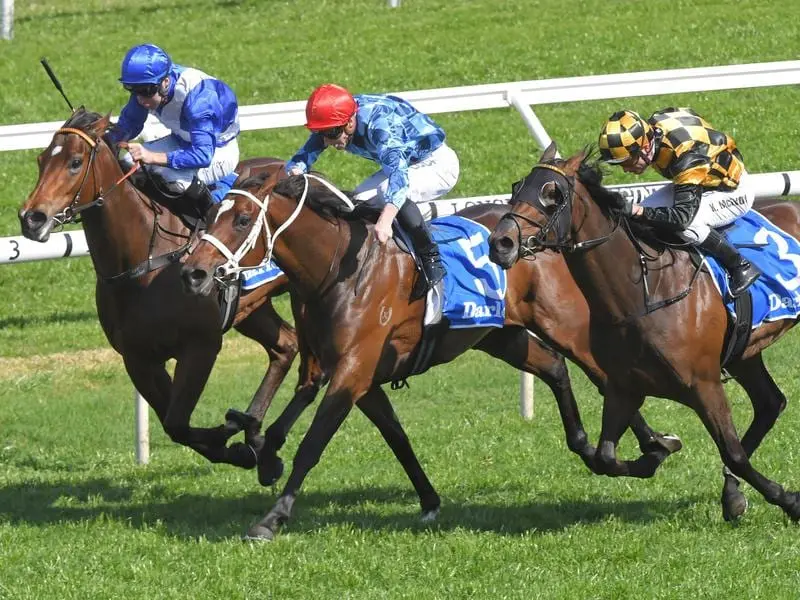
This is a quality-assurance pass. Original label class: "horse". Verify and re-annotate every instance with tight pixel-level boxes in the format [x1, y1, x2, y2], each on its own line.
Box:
[18, 108, 320, 469]
[179, 172, 683, 540]
[488, 142, 800, 522]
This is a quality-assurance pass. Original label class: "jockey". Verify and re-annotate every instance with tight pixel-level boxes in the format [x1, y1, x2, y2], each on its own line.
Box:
[598, 107, 760, 297]
[286, 83, 460, 289]
[107, 43, 241, 217]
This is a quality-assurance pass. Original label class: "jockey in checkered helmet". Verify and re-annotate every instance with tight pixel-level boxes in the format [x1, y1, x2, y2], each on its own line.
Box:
[598, 107, 760, 297]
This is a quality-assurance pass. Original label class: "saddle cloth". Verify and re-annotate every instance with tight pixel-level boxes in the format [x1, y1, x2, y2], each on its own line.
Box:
[426, 216, 508, 329]
[241, 260, 283, 291]
[703, 209, 800, 329]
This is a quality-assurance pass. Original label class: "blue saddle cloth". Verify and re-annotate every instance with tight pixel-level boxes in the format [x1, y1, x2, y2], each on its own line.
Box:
[704, 210, 800, 328]
[209, 172, 239, 203]
[241, 260, 283, 290]
[429, 216, 508, 329]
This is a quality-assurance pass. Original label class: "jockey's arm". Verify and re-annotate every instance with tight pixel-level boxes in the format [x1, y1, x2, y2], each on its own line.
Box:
[640, 183, 703, 231]
[286, 134, 326, 175]
[107, 96, 148, 144]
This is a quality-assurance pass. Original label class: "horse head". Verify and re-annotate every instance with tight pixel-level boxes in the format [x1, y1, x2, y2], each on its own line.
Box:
[19, 108, 119, 242]
[489, 142, 626, 269]
[182, 172, 355, 297]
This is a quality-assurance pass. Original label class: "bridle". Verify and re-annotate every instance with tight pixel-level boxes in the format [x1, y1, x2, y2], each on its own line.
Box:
[500, 162, 621, 258]
[49, 126, 195, 282]
[50, 127, 140, 226]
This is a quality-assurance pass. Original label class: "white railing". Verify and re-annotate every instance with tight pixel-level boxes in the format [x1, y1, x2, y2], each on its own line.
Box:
[4, 60, 798, 462]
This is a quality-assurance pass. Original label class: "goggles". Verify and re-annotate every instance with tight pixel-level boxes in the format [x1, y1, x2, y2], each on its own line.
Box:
[123, 83, 160, 97]
[317, 125, 346, 140]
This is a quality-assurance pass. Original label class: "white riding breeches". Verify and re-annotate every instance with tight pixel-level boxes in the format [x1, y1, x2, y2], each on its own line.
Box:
[641, 172, 755, 243]
[352, 143, 460, 211]
[143, 135, 240, 191]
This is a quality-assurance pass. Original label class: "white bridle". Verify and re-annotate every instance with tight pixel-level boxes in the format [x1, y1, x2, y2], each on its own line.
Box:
[199, 174, 355, 281]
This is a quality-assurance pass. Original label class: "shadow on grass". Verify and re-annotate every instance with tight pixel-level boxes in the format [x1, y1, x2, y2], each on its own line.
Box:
[0, 310, 96, 329]
[0, 470, 709, 540]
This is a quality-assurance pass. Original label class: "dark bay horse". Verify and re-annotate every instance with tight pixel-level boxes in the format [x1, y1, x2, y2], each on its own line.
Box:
[18, 108, 310, 468]
[489, 142, 800, 522]
[180, 173, 681, 540]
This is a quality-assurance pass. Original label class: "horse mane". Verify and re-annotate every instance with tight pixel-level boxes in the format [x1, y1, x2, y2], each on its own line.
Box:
[575, 148, 668, 247]
[272, 173, 357, 219]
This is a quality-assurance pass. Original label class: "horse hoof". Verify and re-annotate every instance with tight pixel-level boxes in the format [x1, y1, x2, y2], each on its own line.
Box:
[258, 453, 285, 487]
[721, 490, 748, 522]
[242, 523, 275, 542]
[644, 433, 683, 455]
[227, 442, 258, 469]
[421, 507, 439, 523]
[784, 491, 800, 521]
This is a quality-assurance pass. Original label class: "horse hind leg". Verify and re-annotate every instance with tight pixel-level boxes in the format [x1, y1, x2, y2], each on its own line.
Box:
[356, 386, 440, 521]
[718, 353, 788, 521]
[691, 378, 800, 521]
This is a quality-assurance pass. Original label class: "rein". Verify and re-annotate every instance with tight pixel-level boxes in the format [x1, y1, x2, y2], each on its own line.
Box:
[53, 127, 196, 283]
[199, 174, 346, 296]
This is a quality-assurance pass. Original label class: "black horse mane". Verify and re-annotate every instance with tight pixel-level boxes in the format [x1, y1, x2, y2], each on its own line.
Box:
[272, 173, 358, 219]
[575, 149, 667, 246]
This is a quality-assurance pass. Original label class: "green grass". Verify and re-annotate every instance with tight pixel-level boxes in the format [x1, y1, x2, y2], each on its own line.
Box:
[2, 0, 800, 598]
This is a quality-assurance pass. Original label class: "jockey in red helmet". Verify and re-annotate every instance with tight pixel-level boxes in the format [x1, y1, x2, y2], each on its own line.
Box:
[287, 83, 460, 291]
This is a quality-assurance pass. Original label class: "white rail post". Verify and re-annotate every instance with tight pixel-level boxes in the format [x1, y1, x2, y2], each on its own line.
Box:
[134, 390, 149, 464]
[1, 0, 12, 40]
[504, 90, 562, 420]
[388, 0, 401, 6]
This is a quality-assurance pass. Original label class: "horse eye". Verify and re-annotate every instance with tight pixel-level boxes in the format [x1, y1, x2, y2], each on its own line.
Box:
[234, 213, 252, 229]
[69, 157, 83, 172]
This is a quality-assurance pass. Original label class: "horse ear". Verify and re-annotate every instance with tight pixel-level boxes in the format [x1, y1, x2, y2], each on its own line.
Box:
[92, 112, 113, 136]
[564, 148, 588, 173]
[539, 141, 558, 163]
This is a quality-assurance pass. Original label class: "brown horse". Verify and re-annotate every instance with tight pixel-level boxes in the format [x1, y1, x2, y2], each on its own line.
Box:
[489, 142, 800, 522]
[180, 172, 681, 540]
[18, 108, 313, 468]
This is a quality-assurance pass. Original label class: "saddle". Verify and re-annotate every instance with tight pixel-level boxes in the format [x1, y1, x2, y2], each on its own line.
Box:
[632, 223, 752, 368]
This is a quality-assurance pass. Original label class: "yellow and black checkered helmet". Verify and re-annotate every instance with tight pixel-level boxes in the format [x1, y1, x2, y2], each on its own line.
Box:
[598, 110, 654, 164]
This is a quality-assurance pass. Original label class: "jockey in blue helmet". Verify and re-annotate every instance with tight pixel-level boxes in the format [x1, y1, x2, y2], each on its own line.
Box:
[108, 43, 241, 218]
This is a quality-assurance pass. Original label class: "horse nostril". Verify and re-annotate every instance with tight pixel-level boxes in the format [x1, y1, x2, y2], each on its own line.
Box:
[21, 210, 47, 230]
[497, 236, 515, 251]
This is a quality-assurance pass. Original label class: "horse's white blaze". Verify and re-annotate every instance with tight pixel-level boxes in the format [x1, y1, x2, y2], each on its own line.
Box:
[51, 145, 63, 157]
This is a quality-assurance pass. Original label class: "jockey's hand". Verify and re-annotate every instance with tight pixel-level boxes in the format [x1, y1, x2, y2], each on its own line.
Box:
[127, 143, 157, 165]
[375, 203, 399, 244]
[620, 195, 643, 218]
[288, 167, 304, 177]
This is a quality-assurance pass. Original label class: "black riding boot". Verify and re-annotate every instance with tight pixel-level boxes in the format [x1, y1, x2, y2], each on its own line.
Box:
[396, 200, 446, 289]
[698, 229, 761, 297]
[183, 176, 216, 219]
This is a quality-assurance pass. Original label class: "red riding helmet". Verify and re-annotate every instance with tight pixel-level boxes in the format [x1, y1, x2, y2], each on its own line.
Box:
[305, 83, 357, 130]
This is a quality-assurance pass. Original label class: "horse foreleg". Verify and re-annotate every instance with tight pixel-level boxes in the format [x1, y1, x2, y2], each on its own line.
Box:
[257, 349, 328, 487]
[357, 386, 441, 520]
[717, 353, 788, 520]
[244, 378, 359, 541]
[691, 378, 800, 520]
[594, 384, 667, 478]
[164, 342, 257, 468]
[230, 300, 299, 447]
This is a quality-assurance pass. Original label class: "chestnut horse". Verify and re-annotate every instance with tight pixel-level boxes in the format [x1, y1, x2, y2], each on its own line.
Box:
[180, 173, 681, 540]
[18, 108, 315, 468]
[489, 142, 800, 522]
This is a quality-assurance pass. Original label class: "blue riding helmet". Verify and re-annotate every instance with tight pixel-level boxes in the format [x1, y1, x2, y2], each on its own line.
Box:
[119, 43, 173, 85]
